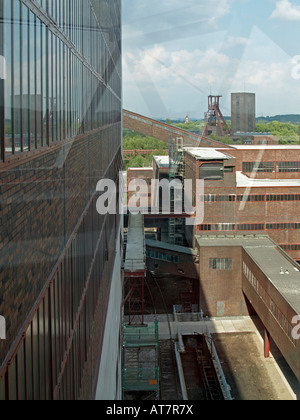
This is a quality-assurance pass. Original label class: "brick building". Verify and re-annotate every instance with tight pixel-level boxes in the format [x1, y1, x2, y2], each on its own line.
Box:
[196, 234, 300, 381]
[183, 145, 300, 263]
[0, 0, 122, 400]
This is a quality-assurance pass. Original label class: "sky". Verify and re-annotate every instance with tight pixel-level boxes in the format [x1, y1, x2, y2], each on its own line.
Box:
[122, 0, 300, 120]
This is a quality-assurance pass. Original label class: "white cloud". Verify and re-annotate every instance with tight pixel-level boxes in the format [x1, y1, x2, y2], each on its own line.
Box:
[124, 45, 235, 90]
[123, 35, 300, 118]
[224, 35, 249, 49]
[271, 0, 300, 21]
[123, 0, 230, 48]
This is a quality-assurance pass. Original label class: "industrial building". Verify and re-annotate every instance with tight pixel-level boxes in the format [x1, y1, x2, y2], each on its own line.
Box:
[0, 0, 122, 400]
[124, 114, 300, 387]
[1, 0, 300, 398]
[184, 145, 300, 263]
[231, 92, 256, 134]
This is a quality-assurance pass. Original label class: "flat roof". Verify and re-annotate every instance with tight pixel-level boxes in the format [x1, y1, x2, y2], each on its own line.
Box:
[153, 156, 169, 168]
[183, 147, 232, 161]
[128, 167, 153, 171]
[236, 171, 300, 187]
[233, 132, 272, 136]
[196, 234, 300, 314]
[229, 145, 300, 150]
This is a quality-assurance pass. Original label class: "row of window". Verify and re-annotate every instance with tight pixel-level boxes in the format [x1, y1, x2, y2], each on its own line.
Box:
[197, 223, 300, 232]
[146, 250, 179, 264]
[1, 0, 121, 162]
[243, 161, 300, 173]
[267, 223, 300, 230]
[36, 0, 121, 72]
[243, 262, 297, 346]
[280, 244, 300, 251]
[0, 196, 120, 400]
[202, 194, 300, 202]
[243, 162, 275, 173]
[209, 258, 232, 270]
[198, 223, 236, 231]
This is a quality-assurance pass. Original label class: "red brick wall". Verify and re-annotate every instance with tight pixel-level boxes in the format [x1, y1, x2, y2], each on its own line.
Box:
[218, 147, 300, 179]
[198, 245, 248, 316]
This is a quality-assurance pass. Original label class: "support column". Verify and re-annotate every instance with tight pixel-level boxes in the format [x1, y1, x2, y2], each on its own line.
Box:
[264, 329, 270, 358]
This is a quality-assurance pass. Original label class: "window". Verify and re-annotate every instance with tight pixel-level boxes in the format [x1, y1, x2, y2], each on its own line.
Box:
[277, 162, 300, 172]
[0, 0, 122, 163]
[200, 163, 223, 180]
[209, 258, 232, 270]
[243, 162, 275, 173]
[146, 250, 179, 263]
[237, 224, 264, 231]
[237, 195, 265, 202]
[267, 194, 300, 201]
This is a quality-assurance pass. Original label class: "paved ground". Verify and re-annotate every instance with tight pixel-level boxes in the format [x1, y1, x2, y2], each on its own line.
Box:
[213, 332, 295, 400]
[133, 314, 300, 400]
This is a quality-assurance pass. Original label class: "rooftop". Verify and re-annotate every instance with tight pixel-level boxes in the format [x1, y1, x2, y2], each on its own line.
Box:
[236, 171, 300, 187]
[183, 147, 232, 161]
[128, 167, 153, 171]
[229, 145, 300, 150]
[233, 132, 272, 136]
[153, 155, 170, 168]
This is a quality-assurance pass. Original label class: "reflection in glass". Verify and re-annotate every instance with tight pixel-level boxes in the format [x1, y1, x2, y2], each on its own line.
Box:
[1, 0, 121, 161]
[13, 0, 21, 154]
[4, 0, 12, 156]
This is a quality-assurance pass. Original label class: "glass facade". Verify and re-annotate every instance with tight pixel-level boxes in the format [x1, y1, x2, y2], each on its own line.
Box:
[0, 0, 121, 162]
[0, 0, 122, 400]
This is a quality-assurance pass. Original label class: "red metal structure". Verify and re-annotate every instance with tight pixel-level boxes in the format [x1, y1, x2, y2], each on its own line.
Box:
[204, 95, 231, 137]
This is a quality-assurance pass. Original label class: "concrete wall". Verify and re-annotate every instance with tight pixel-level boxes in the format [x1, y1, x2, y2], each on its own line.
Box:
[231, 93, 256, 133]
[95, 229, 123, 400]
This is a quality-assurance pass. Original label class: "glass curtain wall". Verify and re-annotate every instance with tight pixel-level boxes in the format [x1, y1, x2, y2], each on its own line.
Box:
[0, 0, 121, 162]
[0, 0, 122, 400]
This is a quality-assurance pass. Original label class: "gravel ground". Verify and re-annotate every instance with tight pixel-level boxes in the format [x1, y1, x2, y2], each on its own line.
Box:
[212, 332, 296, 400]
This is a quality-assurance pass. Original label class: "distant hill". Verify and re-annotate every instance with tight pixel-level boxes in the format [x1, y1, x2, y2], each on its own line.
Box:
[157, 114, 300, 125]
[256, 115, 300, 124]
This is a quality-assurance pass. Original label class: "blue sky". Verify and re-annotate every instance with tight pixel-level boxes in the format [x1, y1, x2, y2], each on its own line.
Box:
[122, 0, 300, 119]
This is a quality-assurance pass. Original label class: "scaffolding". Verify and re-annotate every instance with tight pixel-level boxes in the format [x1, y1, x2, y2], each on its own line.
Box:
[122, 321, 160, 398]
